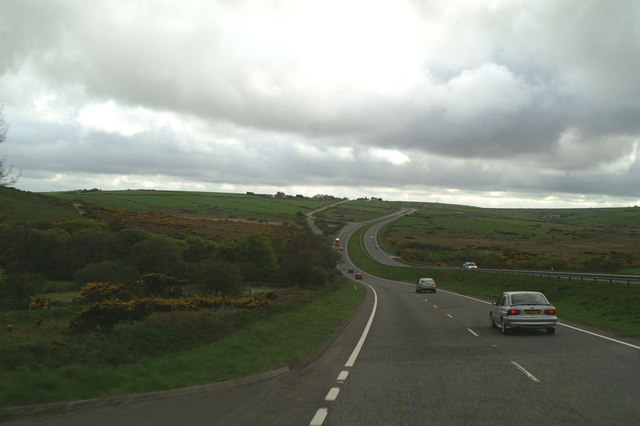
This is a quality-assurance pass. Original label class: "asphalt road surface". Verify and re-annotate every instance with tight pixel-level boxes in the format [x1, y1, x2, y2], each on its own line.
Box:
[5, 216, 640, 425]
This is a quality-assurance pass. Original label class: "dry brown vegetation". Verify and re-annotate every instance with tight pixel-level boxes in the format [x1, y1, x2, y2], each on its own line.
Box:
[383, 209, 640, 273]
[81, 203, 299, 240]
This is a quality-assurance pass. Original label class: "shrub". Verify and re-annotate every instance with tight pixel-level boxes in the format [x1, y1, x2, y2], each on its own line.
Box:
[69, 300, 131, 332]
[0, 270, 42, 310]
[73, 260, 139, 286]
[68, 294, 272, 332]
[79, 282, 128, 303]
[188, 259, 244, 297]
[124, 298, 156, 321]
[29, 295, 52, 310]
[135, 273, 187, 298]
[130, 236, 186, 277]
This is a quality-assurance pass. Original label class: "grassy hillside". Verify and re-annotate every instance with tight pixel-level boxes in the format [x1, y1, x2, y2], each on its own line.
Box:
[379, 202, 640, 274]
[348, 220, 640, 337]
[0, 186, 80, 223]
[46, 189, 337, 222]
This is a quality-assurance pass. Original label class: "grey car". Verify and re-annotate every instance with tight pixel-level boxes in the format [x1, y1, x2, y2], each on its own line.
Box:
[490, 291, 557, 334]
[416, 277, 436, 293]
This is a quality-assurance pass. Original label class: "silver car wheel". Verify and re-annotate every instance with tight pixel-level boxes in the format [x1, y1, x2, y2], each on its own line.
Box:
[490, 313, 497, 329]
[500, 318, 508, 334]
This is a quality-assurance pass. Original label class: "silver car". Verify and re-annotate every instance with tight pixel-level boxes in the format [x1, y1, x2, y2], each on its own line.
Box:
[416, 277, 437, 293]
[490, 291, 557, 334]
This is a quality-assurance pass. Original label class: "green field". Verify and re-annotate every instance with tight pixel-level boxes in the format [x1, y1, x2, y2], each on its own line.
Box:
[0, 187, 80, 222]
[46, 190, 337, 222]
[315, 199, 416, 222]
[2, 187, 639, 413]
[349, 219, 640, 337]
[0, 281, 366, 410]
[379, 202, 640, 274]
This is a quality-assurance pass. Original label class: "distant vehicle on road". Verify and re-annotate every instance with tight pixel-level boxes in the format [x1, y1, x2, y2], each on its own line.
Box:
[490, 291, 557, 335]
[463, 262, 477, 269]
[334, 237, 340, 246]
[416, 277, 437, 293]
[348, 268, 354, 273]
[355, 273, 363, 280]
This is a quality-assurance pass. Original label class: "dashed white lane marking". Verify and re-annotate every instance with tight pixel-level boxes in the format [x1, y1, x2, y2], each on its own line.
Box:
[433, 305, 438, 308]
[440, 288, 640, 351]
[511, 361, 541, 383]
[446, 313, 453, 318]
[467, 328, 479, 337]
[310, 284, 377, 424]
[310, 408, 328, 426]
[325, 387, 340, 401]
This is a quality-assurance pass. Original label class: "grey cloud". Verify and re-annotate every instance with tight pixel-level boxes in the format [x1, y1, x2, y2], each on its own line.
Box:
[2, 0, 639, 206]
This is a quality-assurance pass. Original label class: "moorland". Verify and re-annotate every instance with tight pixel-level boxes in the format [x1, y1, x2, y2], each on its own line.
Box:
[0, 186, 639, 410]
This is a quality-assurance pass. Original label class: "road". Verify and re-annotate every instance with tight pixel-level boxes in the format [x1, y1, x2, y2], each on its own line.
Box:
[5, 213, 640, 425]
[319, 276, 640, 424]
[360, 209, 413, 267]
[327, 218, 640, 425]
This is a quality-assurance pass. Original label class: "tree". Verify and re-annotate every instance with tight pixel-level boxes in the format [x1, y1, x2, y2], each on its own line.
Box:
[188, 258, 243, 297]
[130, 236, 186, 277]
[0, 108, 18, 186]
[232, 234, 278, 282]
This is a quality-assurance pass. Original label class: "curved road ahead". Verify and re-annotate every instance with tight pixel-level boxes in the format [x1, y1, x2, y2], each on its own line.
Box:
[6, 212, 640, 425]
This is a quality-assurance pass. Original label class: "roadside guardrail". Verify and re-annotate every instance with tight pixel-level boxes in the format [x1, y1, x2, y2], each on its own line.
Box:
[465, 268, 640, 285]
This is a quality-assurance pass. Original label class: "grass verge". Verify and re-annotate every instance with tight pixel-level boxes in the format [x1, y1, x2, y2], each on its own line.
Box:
[349, 222, 640, 337]
[0, 281, 366, 410]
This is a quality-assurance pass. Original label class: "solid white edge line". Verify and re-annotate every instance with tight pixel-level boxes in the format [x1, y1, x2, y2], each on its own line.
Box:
[558, 322, 640, 350]
[511, 361, 541, 383]
[467, 328, 479, 337]
[325, 387, 340, 401]
[345, 283, 378, 367]
[437, 288, 492, 305]
[309, 408, 328, 426]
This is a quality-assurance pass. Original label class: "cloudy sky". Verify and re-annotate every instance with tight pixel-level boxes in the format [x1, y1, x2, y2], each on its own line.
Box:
[1, 0, 639, 208]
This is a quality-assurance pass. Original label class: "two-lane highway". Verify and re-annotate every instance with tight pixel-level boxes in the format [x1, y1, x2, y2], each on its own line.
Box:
[318, 274, 640, 424]
[317, 214, 640, 425]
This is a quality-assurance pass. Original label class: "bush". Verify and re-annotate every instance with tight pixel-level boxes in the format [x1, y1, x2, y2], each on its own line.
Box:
[79, 282, 128, 304]
[0, 270, 43, 310]
[73, 260, 139, 286]
[134, 273, 187, 298]
[69, 295, 272, 332]
[188, 259, 244, 297]
[69, 300, 132, 332]
[29, 295, 52, 310]
[130, 236, 186, 277]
